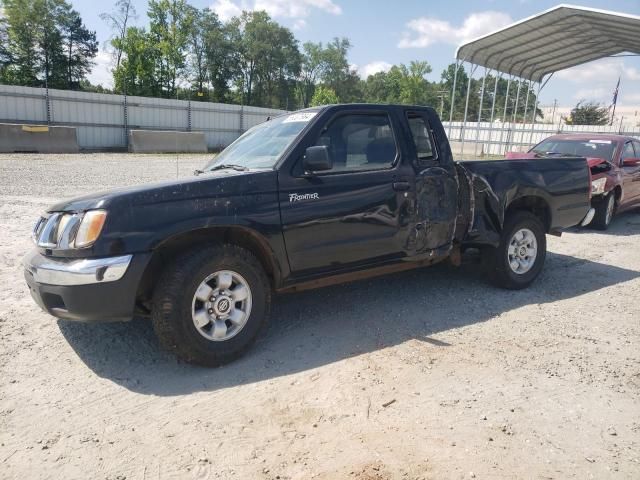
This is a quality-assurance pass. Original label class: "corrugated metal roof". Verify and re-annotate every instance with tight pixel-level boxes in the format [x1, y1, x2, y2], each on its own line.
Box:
[455, 4, 640, 82]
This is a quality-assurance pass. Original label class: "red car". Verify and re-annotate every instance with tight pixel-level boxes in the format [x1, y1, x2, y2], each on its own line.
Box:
[507, 134, 640, 229]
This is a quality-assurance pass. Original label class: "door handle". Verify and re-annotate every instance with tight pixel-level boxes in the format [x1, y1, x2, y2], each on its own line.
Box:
[393, 181, 411, 191]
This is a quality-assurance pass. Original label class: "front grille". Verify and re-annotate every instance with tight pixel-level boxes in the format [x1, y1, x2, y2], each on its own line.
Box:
[33, 213, 82, 249]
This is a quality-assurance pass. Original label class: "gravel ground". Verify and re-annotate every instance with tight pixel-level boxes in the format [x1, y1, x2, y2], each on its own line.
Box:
[0, 153, 639, 480]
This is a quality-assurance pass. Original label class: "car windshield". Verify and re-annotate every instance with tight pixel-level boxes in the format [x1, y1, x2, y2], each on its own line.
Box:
[204, 111, 318, 170]
[531, 139, 616, 162]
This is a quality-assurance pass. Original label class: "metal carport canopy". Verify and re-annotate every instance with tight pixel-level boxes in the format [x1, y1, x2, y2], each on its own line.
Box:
[455, 4, 640, 82]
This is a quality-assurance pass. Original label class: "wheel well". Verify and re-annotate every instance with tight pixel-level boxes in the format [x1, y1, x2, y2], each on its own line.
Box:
[135, 227, 280, 312]
[505, 196, 551, 232]
[613, 185, 622, 204]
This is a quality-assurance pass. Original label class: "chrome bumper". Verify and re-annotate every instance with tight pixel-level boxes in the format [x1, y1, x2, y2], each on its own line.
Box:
[23, 250, 133, 286]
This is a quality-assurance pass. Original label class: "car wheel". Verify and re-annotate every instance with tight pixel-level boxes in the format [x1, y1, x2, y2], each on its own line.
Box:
[151, 244, 271, 366]
[483, 211, 546, 290]
[590, 193, 615, 230]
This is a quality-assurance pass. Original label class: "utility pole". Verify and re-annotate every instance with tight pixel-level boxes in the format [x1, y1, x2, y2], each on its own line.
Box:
[550, 99, 557, 125]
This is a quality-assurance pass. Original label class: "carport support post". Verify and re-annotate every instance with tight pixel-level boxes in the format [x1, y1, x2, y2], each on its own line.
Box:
[474, 68, 488, 157]
[520, 81, 531, 151]
[460, 63, 477, 157]
[123, 93, 129, 149]
[448, 59, 461, 138]
[486, 73, 500, 156]
[507, 80, 522, 152]
[528, 81, 542, 145]
[498, 76, 512, 154]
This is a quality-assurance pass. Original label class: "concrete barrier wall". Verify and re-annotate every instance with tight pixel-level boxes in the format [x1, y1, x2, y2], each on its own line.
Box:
[0, 85, 286, 150]
[0, 123, 79, 153]
[128, 130, 208, 153]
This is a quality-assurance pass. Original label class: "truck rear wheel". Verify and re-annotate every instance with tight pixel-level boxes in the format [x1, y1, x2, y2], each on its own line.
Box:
[483, 211, 546, 290]
[151, 244, 271, 366]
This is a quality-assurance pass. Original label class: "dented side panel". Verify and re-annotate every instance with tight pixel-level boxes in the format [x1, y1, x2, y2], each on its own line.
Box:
[459, 157, 592, 246]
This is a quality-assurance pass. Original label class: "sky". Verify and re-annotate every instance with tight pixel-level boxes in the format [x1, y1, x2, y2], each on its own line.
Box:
[73, 0, 640, 113]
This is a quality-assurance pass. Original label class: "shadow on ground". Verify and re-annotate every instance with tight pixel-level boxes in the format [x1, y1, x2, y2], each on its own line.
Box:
[59, 232, 640, 396]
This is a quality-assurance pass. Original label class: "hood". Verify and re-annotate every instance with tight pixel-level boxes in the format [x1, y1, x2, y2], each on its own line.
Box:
[48, 168, 274, 213]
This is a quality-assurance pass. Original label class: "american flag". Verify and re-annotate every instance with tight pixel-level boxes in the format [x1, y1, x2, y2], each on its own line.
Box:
[611, 77, 620, 107]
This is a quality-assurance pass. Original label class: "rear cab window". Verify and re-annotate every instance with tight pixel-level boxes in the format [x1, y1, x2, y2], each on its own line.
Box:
[406, 112, 438, 166]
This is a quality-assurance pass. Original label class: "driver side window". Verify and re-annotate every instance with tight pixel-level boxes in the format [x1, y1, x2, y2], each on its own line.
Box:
[312, 113, 397, 172]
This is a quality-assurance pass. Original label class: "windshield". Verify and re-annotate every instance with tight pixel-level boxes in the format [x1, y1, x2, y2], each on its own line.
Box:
[204, 111, 318, 170]
[531, 139, 617, 162]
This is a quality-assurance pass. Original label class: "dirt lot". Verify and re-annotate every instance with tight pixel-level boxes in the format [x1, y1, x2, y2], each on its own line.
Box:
[1, 153, 639, 480]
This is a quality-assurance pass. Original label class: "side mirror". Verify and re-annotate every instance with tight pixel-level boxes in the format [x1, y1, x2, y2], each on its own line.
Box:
[303, 146, 332, 173]
[622, 157, 640, 167]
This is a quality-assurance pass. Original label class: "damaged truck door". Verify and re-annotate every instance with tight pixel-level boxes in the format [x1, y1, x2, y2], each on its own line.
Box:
[405, 110, 459, 254]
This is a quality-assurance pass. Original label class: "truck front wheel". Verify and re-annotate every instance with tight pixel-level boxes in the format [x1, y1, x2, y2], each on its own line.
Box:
[151, 244, 271, 366]
[483, 211, 546, 290]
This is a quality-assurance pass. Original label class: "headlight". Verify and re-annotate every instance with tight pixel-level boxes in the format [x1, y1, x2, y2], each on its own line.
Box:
[591, 177, 607, 195]
[74, 210, 107, 248]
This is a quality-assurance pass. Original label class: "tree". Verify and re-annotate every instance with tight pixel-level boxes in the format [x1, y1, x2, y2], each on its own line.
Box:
[319, 37, 362, 102]
[297, 42, 324, 107]
[32, 0, 69, 89]
[204, 21, 236, 102]
[439, 64, 542, 122]
[397, 61, 437, 105]
[112, 26, 158, 96]
[566, 101, 609, 125]
[61, 8, 98, 89]
[0, 14, 12, 82]
[310, 85, 338, 106]
[227, 11, 300, 109]
[100, 0, 137, 71]
[1, 0, 97, 89]
[147, 0, 190, 97]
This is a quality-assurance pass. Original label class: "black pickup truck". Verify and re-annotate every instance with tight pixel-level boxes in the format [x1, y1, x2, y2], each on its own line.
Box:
[24, 104, 593, 366]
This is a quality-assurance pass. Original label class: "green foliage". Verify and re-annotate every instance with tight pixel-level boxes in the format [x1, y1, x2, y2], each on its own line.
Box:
[362, 61, 437, 106]
[310, 85, 338, 106]
[112, 26, 157, 96]
[566, 101, 609, 126]
[99, 0, 137, 71]
[226, 11, 300, 108]
[0, 0, 550, 118]
[1, 0, 97, 89]
[147, 0, 191, 97]
[439, 64, 543, 122]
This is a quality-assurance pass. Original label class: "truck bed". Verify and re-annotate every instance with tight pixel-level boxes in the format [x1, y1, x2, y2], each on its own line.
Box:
[457, 157, 591, 246]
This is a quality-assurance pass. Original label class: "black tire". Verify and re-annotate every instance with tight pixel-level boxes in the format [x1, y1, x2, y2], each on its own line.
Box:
[589, 192, 615, 230]
[151, 244, 271, 367]
[483, 211, 546, 290]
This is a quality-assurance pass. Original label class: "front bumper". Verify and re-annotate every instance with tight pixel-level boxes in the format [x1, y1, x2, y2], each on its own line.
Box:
[23, 250, 151, 322]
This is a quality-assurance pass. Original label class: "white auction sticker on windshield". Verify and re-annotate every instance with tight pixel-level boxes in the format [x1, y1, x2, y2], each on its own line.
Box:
[282, 112, 317, 123]
[589, 139, 612, 144]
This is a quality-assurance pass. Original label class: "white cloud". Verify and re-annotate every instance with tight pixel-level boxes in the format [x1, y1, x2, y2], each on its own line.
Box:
[87, 50, 114, 88]
[292, 18, 307, 30]
[211, 0, 243, 21]
[398, 11, 512, 48]
[359, 61, 392, 78]
[211, 0, 341, 22]
[557, 58, 640, 84]
[555, 58, 640, 104]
